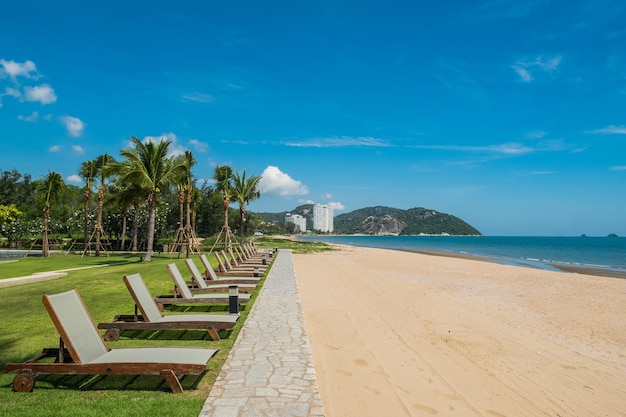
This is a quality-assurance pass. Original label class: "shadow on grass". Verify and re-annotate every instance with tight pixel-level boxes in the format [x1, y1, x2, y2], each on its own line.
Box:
[116, 328, 233, 341]
[34, 370, 207, 393]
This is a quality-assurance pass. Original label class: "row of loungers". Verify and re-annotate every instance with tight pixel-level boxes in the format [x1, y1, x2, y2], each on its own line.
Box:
[3, 246, 273, 394]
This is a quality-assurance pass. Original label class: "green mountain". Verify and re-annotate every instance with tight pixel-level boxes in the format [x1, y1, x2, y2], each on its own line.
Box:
[255, 204, 481, 236]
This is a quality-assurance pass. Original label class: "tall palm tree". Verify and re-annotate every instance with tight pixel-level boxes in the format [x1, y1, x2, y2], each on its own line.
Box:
[117, 136, 184, 261]
[37, 171, 65, 258]
[231, 170, 261, 243]
[93, 154, 115, 256]
[213, 165, 234, 247]
[78, 160, 97, 246]
[181, 151, 196, 232]
[109, 180, 145, 251]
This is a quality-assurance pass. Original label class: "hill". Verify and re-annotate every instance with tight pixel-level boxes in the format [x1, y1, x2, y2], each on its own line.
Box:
[255, 205, 481, 236]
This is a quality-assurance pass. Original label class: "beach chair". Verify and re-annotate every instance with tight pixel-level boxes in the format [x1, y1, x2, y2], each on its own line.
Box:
[2, 289, 217, 393]
[155, 263, 251, 307]
[185, 258, 259, 290]
[214, 251, 258, 277]
[229, 247, 269, 268]
[96, 273, 239, 341]
[199, 253, 261, 284]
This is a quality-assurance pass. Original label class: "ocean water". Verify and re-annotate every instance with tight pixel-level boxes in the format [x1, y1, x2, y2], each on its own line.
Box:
[297, 235, 626, 273]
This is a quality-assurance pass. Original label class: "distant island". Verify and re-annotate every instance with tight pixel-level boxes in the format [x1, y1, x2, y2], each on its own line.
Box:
[255, 204, 481, 236]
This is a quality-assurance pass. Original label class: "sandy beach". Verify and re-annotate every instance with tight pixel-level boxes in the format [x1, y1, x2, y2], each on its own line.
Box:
[294, 245, 626, 417]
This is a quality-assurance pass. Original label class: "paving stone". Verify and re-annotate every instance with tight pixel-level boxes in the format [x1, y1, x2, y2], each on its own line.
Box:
[199, 250, 326, 417]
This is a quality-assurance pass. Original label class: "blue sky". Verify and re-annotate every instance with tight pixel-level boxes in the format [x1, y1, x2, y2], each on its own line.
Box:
[1, 1, 625, 236]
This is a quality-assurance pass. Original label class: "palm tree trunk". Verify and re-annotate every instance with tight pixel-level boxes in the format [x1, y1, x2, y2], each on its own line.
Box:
[95, 189, 104, 256]
[42, 205, 50, 258]
[83, 190, 90, 246]
[145, 193, 156, 261]
[132, 203, 139, 252]
[240, 206, 246, 243]
[120, 207, 128, 251]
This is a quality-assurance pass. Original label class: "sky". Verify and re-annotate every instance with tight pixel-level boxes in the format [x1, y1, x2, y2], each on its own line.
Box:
[1, 1, 625, 236]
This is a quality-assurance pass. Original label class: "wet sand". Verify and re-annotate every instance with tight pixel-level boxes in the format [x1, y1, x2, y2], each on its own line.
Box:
[294, 245, 626, 417]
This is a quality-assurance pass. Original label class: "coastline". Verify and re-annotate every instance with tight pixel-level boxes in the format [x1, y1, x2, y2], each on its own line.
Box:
[294, 245, 626, 416]
[396, 247, 626, 279]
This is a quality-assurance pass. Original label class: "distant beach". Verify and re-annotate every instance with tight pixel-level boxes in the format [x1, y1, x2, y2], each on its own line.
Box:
[294, 245, 626, 416]
[299, 235, 626, 278]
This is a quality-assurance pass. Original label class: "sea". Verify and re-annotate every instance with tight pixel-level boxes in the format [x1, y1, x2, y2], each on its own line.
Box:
[297, 235, 626, 274]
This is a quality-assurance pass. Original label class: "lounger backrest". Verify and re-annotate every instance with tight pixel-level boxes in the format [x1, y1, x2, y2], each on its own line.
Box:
[43, 289, 108, 364]
[220, 250, 233, 269]
[123, 273, 164, 322]
[184, 258, 209, 289]
[200, 254, 218, 281]
[167, 263, 194, 299]
[214, 252, 227, 273]
[228, 248, 240, 266]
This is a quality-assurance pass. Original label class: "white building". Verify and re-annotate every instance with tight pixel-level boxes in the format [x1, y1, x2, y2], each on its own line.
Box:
[313, 204, 334, 233]
[285, 213, 307, 232]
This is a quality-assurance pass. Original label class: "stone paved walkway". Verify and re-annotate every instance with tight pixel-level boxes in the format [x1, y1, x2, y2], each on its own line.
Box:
[199, 249, 326, 417]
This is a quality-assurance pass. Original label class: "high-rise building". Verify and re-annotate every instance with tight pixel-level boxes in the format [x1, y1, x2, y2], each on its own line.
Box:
[313, 204, 334, 232]
[285, 213, 307, 232]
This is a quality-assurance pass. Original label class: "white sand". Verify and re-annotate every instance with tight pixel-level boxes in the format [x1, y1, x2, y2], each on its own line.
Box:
[294, 245, 626, 417]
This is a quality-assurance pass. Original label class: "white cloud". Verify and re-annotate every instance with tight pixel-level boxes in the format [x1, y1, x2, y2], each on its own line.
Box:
[327, 201, 346, 211]
[72, 145, 85, 154]
[321, 193, 333, 200]
[0, 59, 38, 80]
[513, 55, 562, 82]
[181, 92, 215, 103]
[412, 142, 535, 155]
[24, 84, 57, 104]
[189, 138, 209, 152]
[285, 136, 391, 148]
[587, 125, 626, 135]
[66, 174, 82, 183]
[259, 166, 309, 196]
[18, 111, 39, 122]
[143, 132, 185, 156]
[610, 165, 626, 171]
[49, 145, 61, 152]
[60, 115, 85, 137]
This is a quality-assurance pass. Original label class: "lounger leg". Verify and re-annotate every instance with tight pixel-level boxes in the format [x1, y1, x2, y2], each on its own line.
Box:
[161, 370, 184, 393]
[207, 325, 220, 341]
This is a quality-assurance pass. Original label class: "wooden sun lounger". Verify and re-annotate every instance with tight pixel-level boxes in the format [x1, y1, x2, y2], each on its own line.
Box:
[96, 273, 239, 341]
[2, 289, 217, 393]
[155, 263, 251, 307]
[214, 251, 260, 277]
[185, 258, 258, 291]
[199, 254, 261, 284]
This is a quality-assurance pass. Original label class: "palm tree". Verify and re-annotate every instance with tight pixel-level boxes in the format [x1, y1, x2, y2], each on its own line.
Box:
[213, 165, 234, 247]
[93, 154, 115, 256]
[231, 170, 261, 243]
[181, 151, 196, 232]
[37, 171, 65, 258]
[117, 136, 185, 261]
[109, 180, 145, 251]
[78, 160, 97, 246]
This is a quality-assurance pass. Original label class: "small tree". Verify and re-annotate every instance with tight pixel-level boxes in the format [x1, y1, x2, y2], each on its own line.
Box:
[37, 171, 65, 257]
[231, 170, 261, 243]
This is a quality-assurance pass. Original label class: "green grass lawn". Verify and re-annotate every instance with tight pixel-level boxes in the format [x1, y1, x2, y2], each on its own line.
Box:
[0, 237, 333, 417]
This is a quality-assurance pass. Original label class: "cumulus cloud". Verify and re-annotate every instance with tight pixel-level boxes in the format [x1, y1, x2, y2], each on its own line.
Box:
[0, 59, 38, 80]
[24, 84, 57, 104]
[587, 125, 626, 135]
[18, 111, 39, 122]
[512, 55, 562, 82]
[66, 174, 82, 183]
[72, 145, 85, 154]
[189, 138, 209, 152]
[321, 193, 333, 200]
[49, 145, 62, 152]
[259, 166, 309, 196]
[142, 132, 186, 156]
[60, 115, 85, 137]
[327, 201, 346, 211]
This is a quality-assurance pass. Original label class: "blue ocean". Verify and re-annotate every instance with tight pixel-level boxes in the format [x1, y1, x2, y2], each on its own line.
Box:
[298, 235, 626, 274]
